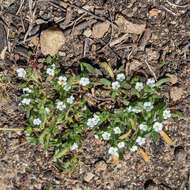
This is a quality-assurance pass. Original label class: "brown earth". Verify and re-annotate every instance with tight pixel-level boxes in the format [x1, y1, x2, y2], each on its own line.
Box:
[0, 0, 190, 189]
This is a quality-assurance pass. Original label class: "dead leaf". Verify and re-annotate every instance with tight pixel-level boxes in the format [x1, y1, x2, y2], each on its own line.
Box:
[83, 172, 95, 182]
[160, 130, 173, 145]
[99, 62, 114, 79]
[111, 155, 119, 164]
[119, 129, 132, 140]
[115, 14, 146, 34]
[167, 74, 178, 84]
[92, 22, 110, 38]
[170, 87, 183, 101]
[126, 59, 142, 75]
[40, 27, 66, 56]
[138, 148, 150, 162]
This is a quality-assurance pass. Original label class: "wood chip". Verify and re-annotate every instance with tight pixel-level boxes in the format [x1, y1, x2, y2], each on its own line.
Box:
[92, 22, 110, 38]
[83, 172, 95, 182]
[115, 14, 146, 34]
[83, 28, 92, 37]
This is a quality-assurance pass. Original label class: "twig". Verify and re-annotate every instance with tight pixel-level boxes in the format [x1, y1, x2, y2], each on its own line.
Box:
[16, 0, 25, 15]
[49, 1, 118, 28]
[109, 34, 129, 47]
[0, 128, 23, 131]
[160, 5, 177, 16]
[165, 0, 190, 8]
[23, 0, 36, 43]
[144, 59, 157, 80]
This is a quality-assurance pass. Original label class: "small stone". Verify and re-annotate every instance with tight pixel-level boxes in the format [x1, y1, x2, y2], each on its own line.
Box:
[148, 8, 160, 17]
[92, 22, 110, 38]
[83, 28, 92, 37]
[170, 87, 183, 102]
[95, 161, 107, 172]
[84, 172, 95, 182]
[40, 27, 66, 56]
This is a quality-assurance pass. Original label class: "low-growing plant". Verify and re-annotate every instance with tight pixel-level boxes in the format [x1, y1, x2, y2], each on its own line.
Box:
[17, 56, 173, 162]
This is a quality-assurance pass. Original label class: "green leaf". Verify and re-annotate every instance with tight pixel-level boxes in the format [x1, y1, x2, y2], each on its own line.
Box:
[80, 62, 96, 73]
[155, 78, 169, 87]
[100, 78, 111, 86]
[54, 147, 69, 159]
[150, 131, 159, 142]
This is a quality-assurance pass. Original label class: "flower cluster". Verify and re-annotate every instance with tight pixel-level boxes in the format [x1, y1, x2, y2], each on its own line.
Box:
[17, 57, 172, 162]
[111, 73, 125, 90]
[87, 114, 100, 128]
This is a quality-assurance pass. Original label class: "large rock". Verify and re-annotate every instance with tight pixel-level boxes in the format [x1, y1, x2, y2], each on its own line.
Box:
[40, 27, 66, 56]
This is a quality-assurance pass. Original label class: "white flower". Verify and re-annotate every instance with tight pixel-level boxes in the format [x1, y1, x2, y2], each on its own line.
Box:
[46, 68, 55, 76]
[87, 118, 94, 128]
[23, 88, 32, 93]
[146, 78, 156, 87]
[58, 76, 67, 86]
[112, 81, 120, 90]
[56, 101, 66, 111]
[127, 106, 142, 113]
[63, 84, 71, 91]
[108, 147, 119, 157]
[135, 82, 144, 91]
[70, 143, 78, 151]
[87, 114, 100, 128]
[45, 107, 50, 114]
[163, 109, 171, 119]
[33, 118, 42, 126]
[21, 98, 31, 105]
[127, 106, 133, 112]
[136, 137, 146, 146]
[66, 95, 75, 104]
[139, 123, 148, 131]
[94, 135, 99, 139]
[79, 77, 90, 86]
[153, 122, 163, 132]
[117, 142, 125, 149]
[102, 132, 111, 141]
[130, 145, 138, 152]
[113, 127, 121, 134]
[132, 107, 142, 113]
[16, 68, 26, 78]
[143, 102, 153, 111]
[116, 73, 125, 82]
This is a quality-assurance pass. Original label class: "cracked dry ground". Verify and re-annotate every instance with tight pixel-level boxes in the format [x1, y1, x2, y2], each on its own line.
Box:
[0, 0, 190, 190]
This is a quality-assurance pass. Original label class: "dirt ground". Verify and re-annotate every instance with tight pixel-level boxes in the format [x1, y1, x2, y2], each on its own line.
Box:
[0, 0, 190, 189]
